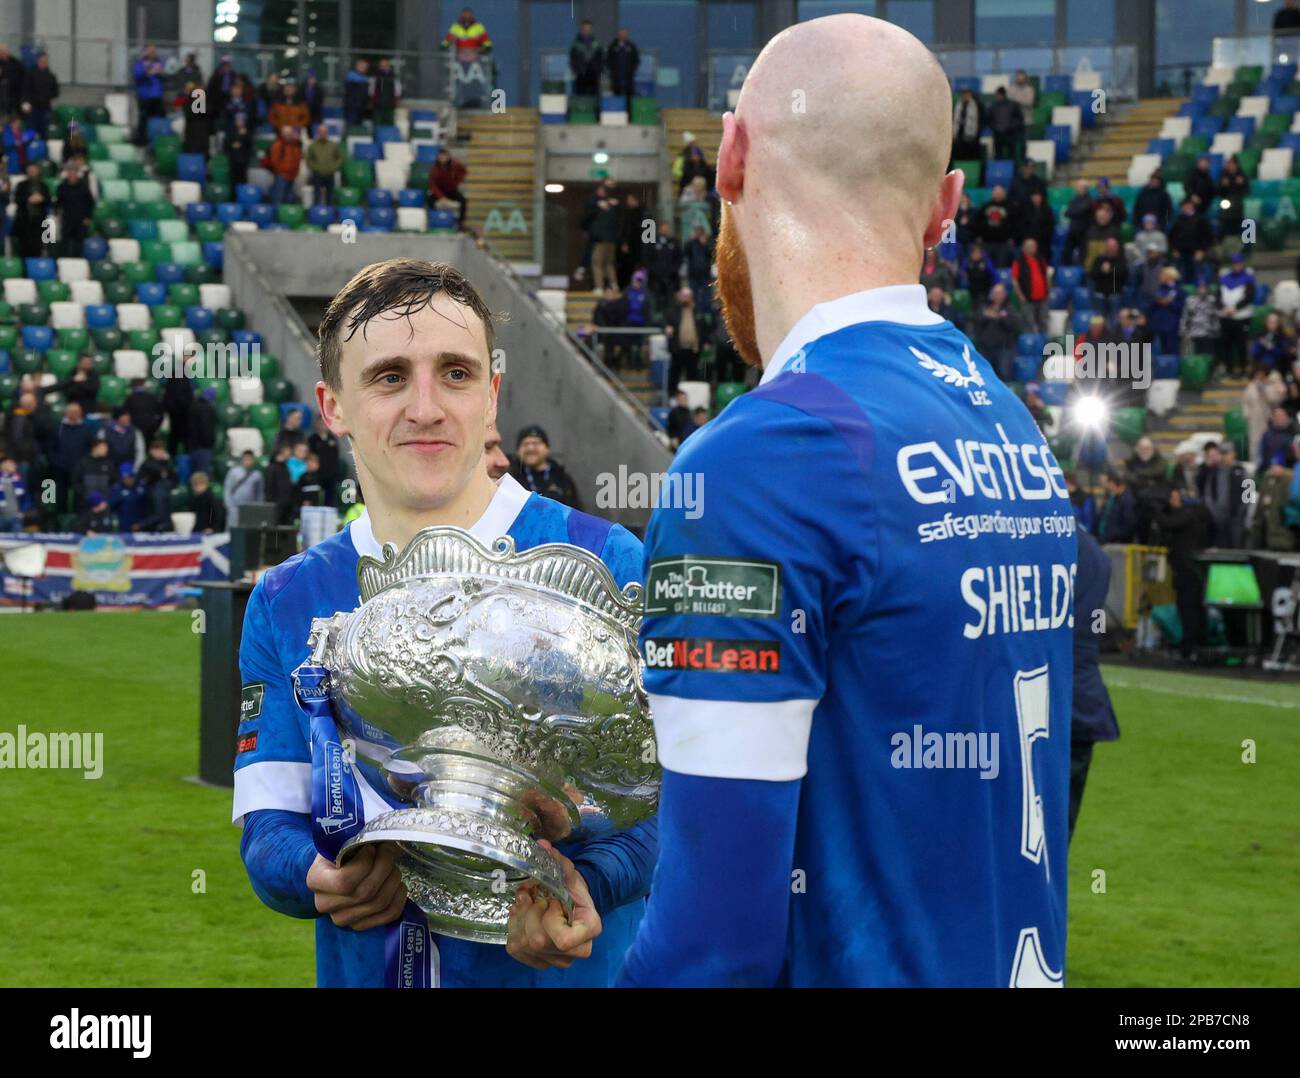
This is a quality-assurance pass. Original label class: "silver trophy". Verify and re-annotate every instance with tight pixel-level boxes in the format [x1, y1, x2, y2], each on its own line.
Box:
[307, 526, 659, 943]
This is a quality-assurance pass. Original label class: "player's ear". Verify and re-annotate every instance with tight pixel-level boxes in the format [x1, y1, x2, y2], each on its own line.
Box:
[922, 168, 965, 250]
[716, 111, 745, 204]
[317, 380, 350, 439]
[486, 369, 500, 425]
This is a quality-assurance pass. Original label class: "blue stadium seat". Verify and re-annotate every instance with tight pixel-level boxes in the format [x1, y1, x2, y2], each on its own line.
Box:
[84, 304, 116, 329]
[352, 142, 382, 161]
[336, 206, 364, 226]
[1056, 265, 1083, 290]
[1044, 74, 1072, 94]
[25, 257, 55, 280]
[985, 159, 1014, 190]
[1153, 353, 1180, 380]
[231, 329, 262, 349]
[366, 188, 393, 208]
[186, 201, 214, 224]
[1270, 62, 1297, 84]
[1255, 281, 1271, 305]
[397, 188, 424, 207]
[184, 306, 215, 332]
[1177, 102, 1204, 119]
[649, 406, 670, 431]
[1070, 311, 1092, 335]
[1045, 124, 1071, 163]
[1148, 138, 1175, 158]
[202, 241, 223, 269]
[409, 108, 438, 123]
[1013, 355, 1041, 383]
[0, 349, 9, 374]
[1048, 286, 1070, 310]
[1017, 332, 1046, 357]
[952, 76, 979, 93]
[154, 263, 185, 285]
[1069, 91, 1096, 127]
[22, 325, 53, 350]
[147, 116, 173, 140]
[366, 207, 396, 230]
[1038, 381, 1070, 406]
[1191, 116, 1223, 139]
[600, 95, 627, 113]
[136, 282, 167, 306]
[373, 125, 403, 144]
[1207, 153, 1224, 182]
[416, 143, 442, 162]
[307, 204, 334, 227]
[177, 153, 206, 183]
[28, 138, 47, 160]
[217, 202, 245, 223]
[128, 219, 159, 242]
[1227, 115, 1256, 138]
[280, 402, 312, 426]
[1071, 286, 1093, 310]
[1272, 94, 1300, 116]
[1281, 132, 1300, 153]
[82, 237, 108, 261]
[428, 208, 456, 230]
[247, 203, 275, 227]
[236, 183, 263, 205]
[323, 105, 344, 120]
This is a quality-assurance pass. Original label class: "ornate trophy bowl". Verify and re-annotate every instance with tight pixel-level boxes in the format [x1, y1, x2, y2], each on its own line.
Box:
[307, 526, 658, 944]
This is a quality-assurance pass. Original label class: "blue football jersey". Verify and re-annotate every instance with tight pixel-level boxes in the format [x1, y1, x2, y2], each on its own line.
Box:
[234, 474, 650, 987]
[629, 284, 1075, 987]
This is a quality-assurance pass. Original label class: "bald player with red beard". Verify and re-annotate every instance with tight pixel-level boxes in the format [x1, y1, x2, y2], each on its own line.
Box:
[618, 15, 1075, 987]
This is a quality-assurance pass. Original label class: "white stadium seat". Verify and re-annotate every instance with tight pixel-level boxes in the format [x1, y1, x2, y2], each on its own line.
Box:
[382, 142, 413, 168]
[600, 111, 629, 127]
[108, 238, 141, 263]
[56, 257, 90, 283]
[1072, 68, 1102, 92]
[1047, 309, 1069, 338]
[1210, 132, 1244, 156]
[1292, 113, 1300, 135]
[1160, 117, 1191, 141]
[1204, 65, 1235, 88]
[1237, 96, 1270, 122]
[225, 427, 266, 458]
[1271, 279, 1300, 315]
[159, 328, 196, 362]
[104, 92, 131, 127]
[3, 278, 37, 305]
[1026, 139, 1056, 178]
[1051, 105, 1081, 143]
[49, 302, 85, 329]
[170, 180, 202, 207]
[199, 284, 231, 310]
[229, 220, 259, 232]
[980, 73, 1011, 95]
[374, 160, 405, 192]
[1146, 380, 1181, 418]
[1260, 148, 1293, 181]
[115, 303, 151, 331]
[70, 280, 104, 306]
[228, 380, 265, 408]
[677, 381, 711, 412]
[112, 349, 149, 380]
[1127, 153, 1163, 187]
[396, 207, 426, 232]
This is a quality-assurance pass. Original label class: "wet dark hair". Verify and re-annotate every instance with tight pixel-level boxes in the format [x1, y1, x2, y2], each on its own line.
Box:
[316, 258, 496, 391]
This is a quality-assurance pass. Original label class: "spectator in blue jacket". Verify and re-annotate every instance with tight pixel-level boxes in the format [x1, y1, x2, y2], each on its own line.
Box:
[109, 463, 148, 531]
[1097, 467, 1138, 543]
[133, 45, 165, 147]
[343, 59, 370, 127]
[1148, 266, 1185, 355]
[1258, 405, 1298, 468]
[0, 455, 29, 531]
[1251, 311, 1296, 374]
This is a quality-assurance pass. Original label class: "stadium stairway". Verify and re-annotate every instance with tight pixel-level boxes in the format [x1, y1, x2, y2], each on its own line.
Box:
[456, 107, 539, 263]
[662, 108, 723, 171]
[562, 291, 659, 408]
[1069, 98, 1187, 185]
[1144, 373, 1247, 461]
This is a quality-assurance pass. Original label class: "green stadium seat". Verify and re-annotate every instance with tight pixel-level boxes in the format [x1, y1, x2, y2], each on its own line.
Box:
[18, 303, 49, 326]
[97, 216, 128, 239]
[184, 265, 218, 284]
[1239, 149, 1262, 178]
[121, 262, 153, 285]
[86, 106, 110, 126]
[127, 328, 161, 352]
[1180, 353, 1212, 391]
[99, 375, 127, 407]
[0, 301, 11, 324]
[151, 304, 183, 329]
[714, 382, 746, 412]
[216, 308, 246, 331]
[157, 219, 189, 243]
[1179, 135, 1209, 156]
[208, 155, 230, 181]
[954, 159, 982, 187]
[217, 402, 246, 428]
[255, 354, 280, 380]
[1263, 218, 1290, 250]
[93, 328, 124, 350]
[103, 280, 134, 304]
[171, 241, 202, 267]
[139, 240, 171, 264]
[0, 256, 24, 278]
[277, 204, 306, 227]
[12, 349, 42, 375]
[168, 283, 200, 307]
[37, 280, 70, 303]
[205, 182, 232, 203]
[118, 160, 148, 181]
[1111, 407, 1147, 446]
[248, 403, 280, 431]
[335, 186, 362, 206]
[951, 288, 972, 314]
[0, 372, 19, 404]
[342, 159, 373, 189]
[262, 377, 293, 404]
[87, 350, 113, 374]
[0, 326, 16, 349]
[195, 220, 225, 242]
[196, 329, 227, 349]
[45, 349, 77, 379]
[1251, 305, 1274, 334]
[57, 327, 89, 352]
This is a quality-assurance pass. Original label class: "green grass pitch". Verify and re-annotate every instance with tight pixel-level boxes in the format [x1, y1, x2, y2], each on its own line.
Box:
[0, 612, 1295, 986]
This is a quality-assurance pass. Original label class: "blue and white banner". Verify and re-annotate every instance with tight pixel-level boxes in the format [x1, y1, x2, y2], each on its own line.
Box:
[0, 531, 231, 607]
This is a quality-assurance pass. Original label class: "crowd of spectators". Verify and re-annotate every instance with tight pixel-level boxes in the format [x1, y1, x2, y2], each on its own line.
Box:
[568, 21, 641, 114]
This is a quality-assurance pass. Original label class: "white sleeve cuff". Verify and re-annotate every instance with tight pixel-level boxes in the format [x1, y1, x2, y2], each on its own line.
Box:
[650, 692, 817, 781]
[231, 760, 312, 825]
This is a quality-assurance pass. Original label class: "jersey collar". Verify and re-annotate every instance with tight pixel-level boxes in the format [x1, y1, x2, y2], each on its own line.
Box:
[761, 283, 944, 386]
[349, 472, 532, 560]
